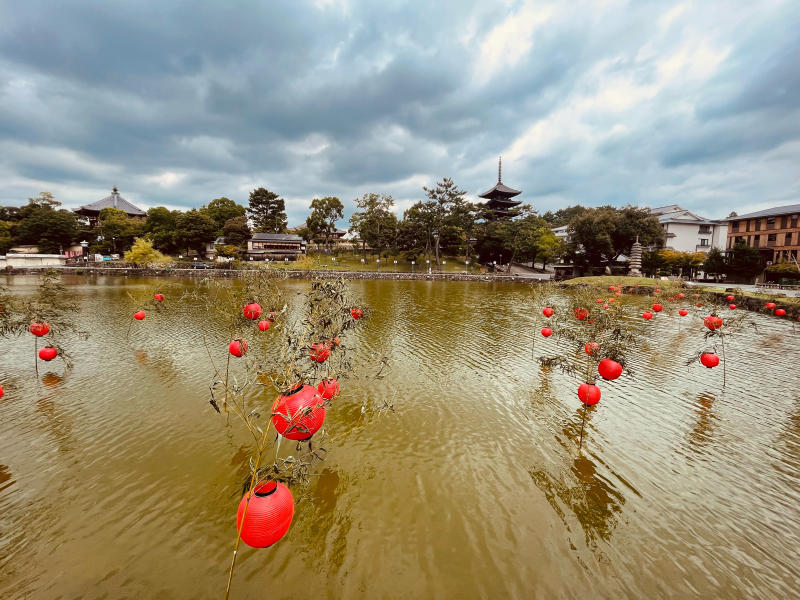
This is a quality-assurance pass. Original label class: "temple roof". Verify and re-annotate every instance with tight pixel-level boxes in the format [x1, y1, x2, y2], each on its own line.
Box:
[75, 187, 146, 216]
[478, 157, 521, 199]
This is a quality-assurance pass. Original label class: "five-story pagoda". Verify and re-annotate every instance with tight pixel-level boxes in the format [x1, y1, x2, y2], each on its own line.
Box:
[478, 157, 522, 219]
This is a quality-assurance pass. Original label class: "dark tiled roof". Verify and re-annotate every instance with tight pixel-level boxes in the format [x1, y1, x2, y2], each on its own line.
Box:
[251, 233, 304, 242]
[725, 204, 800, 220]
[75, 188, 146, 216]
[478, 182, 522, 198]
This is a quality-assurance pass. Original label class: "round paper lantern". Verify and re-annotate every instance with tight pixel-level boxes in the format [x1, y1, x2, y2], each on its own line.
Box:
[652, 303, 663, 312]
[267, 311, 277, 322]
[595, 298, 603, 304]
[765, 302, 776, 310]
[133, 311, 146, 320]
[541, 327, 552, 337]
[597, 358, 622, 381]
[258, 320, 270, 332]
[574, 308, 589, 321]
[29, 322, 50, 337]
[236, 481, 294, 548]
[679, 309, 688, 316]
[700, 353, 720, 368]
[351, 307, 363, 320]
[0, 385, 3, 399]
[309, 343, 331, 363]
[542, 307, 554, 317]
[703, 316, 723, 330]
[775, 308, 786, 316]
[642, 311, 653, 320]
[678, 292, 685, 299]
[584, 342, 600, 356]
[578, 383, 601, 406]
[317, 378, 339, 400]
[696, 302, 703, 307]
[608, 286, 615, 292]
[729, 304, 736, 310]
[229, 339, 248, 357]
[38, 346, 58, 361]
[272, 384, 326, 440]
[243, 303, 262, 320]
[603, 304, 609, 309]
[727, 295, 735, 301]
[153, 293, 165, 302]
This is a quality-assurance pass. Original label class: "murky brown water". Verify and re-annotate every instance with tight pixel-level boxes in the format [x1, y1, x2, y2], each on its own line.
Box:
[1, 275, 799, 599]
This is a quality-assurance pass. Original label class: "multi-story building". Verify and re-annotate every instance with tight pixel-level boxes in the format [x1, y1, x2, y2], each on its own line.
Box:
[725, 204, 800, 263]
[650, 205, 727, 253]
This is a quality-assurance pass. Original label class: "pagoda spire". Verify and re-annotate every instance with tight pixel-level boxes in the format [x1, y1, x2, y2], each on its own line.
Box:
[498, 156, 502, 183]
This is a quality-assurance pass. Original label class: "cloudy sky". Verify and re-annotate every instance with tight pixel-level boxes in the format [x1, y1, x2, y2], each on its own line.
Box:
[1, 0, 798, 225]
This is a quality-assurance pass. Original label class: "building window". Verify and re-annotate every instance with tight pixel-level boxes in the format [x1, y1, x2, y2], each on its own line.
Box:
[735, 236, 744, 244]
[699, 225, 712, 234]
[755, 219, 761, 231]
[767, 217, 776, 225]
[699, 239, 709, 246]
[746, 220, 751, 232]
[731, 221, 739, 232]
[753, 235, 760, 247]
[768, 233, 777, 242]
[786, 232, 793, 244]
[781, 216, 788, 228]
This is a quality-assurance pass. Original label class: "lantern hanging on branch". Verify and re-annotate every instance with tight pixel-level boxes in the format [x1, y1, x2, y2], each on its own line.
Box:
[578, 383, 601, 406]
[229, 339, 248, 357]
[597, 358, 622, 381]
[243, 303, 262, 320]
[271, 384, 326, 441]
[700, 353, 720, 368]
[236, 481, 294, 548]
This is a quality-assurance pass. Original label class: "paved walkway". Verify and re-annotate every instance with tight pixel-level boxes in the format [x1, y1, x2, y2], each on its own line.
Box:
[508, 263, 553, 280]
[685, 281, 800, 298]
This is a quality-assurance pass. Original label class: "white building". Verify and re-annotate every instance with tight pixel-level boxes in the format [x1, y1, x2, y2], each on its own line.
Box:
[650, 205, 727, 253]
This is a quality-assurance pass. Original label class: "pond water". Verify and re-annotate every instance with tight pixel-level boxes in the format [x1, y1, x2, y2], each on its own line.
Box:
[1, 275, 799, 599]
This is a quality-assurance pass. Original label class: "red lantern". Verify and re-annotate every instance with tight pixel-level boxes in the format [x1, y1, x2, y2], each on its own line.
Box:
[331, 337, 341, 346]
[153, 293, 165, 302]
[29, 322, 50, 336]
[729, 304, 736, 310]
[765, 302, 776, 310]
[642, 311, 653, 320]
[696, 302, 702, 307]
[267, 311, 277, 322]
[578, 383, 601, 406]
[678, 309, 688, 316]
[652, 303, 663, 312]
[236, 481, 294, 548]
[584, 342, 600, 356]
[727, 295, 735, 301]
[595, 298, 603, 304]
[703, 316, 723, 330]
[700, 353, 720, 368]
[574, 308, 589, 321]
[608, 286, 615, 292]
[134, 311, 146, 320]
[272, 384, 326, 440]
[775, 308, 786, 316]
[598, 358, 622, 380]
[542, 307, 554, 317]
[351, 307, 363, 320]
[309, 343, 331, 363]
[655, 287, 661, 293]
[627, 287, 634, 293]
[603, 304, 609, 309]
[243, 303, 262, 320]
[678, 292, 685, 299]
[0, 385, 4, 399]
[317, 378, 339, 400]
[541, 327, 552, 337]
[38, 346, 58, 361]
[229, 339, 248, 357]
[668, 296, 674, 302]
[258, 320, 270, 332]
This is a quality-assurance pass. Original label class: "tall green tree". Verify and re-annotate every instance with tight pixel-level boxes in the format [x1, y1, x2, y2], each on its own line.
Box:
[702, 247, 726, 281]
[144, 207, 180, 254]
[541, 205, 587, 227]
[423, 177, 468, 268]
[305, 196, 344, 252]
[175, 209, 218, 255]
[13, 193, 79, 253]
[96, 207, 144, 254]
[202, 197, 246, 234]
[349, 193, 397, 258]
[247, 187, 287, 233]
[223, 215, 251, 247]
[726, 242, 765, 282]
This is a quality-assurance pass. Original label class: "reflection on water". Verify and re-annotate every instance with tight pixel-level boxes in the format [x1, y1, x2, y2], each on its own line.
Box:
[0, 275, 799, 599]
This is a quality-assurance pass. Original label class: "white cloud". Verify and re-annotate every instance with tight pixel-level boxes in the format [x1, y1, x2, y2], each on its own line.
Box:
[144, 171, 187, 187]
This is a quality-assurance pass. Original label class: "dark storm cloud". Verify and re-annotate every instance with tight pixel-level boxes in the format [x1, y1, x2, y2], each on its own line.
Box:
[0, 0, 798, 223]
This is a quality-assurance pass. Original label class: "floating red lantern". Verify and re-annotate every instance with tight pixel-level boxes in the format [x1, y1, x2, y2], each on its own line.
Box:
[655, 287, 661, 293]
[595, 298, 603, 304]
[667, 296, 674, 302]
[584, 342, 600, 356]
[229, 339, 248, 357]
[309, 343, 331, 363]
[700, 353, 720, 368]
[258, 320, 270, 332]
[765, 302, 776, 310]
[578, 383, 601, 406]
[541, 327, 552, 337]
[642, 311, 653, 320]
[597, 358, 622, 381]
[317, 378, 340, 400]
[703, 316, 723, 330]
[153, 293, 165, 302]
[608, 286, 615, 292]
[729, 304, 736, 310]
[133, 311, 146, 320]
[0, 385, 3, 399]
[696, 302, 703, 307]
[243, 302, 262, 320]
[678, 292, 685, 299]
[272, 384, 326, 440]
[542, 307, 554, 317]
[351, 307, 363, 320]
[727, 295, 735, 301]
[29, 322, 50, 336]
[678, 309, 688, 316]
[574, 308, 589, 321]
[236, 481, 294, 548]
[38, 346, 58, 361]
[775, 308, 786, 316]
[603, 304, 609, 309]
[652, 303, 663, 312]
